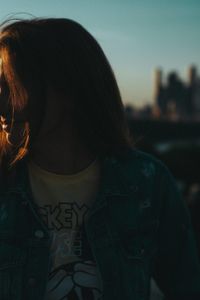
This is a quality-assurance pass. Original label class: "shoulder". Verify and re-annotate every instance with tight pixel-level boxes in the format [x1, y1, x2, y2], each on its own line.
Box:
[115, 147, 177, 206]
[116, 147, 169, 180]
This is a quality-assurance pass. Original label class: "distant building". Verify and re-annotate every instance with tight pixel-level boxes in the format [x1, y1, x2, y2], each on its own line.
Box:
[124, 104, 135, 119]
[154, 65, 200, 120]
[187, 66, 200, 119]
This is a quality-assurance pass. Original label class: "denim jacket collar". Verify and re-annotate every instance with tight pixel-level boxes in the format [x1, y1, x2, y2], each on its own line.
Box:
[1, 148, 143, 217]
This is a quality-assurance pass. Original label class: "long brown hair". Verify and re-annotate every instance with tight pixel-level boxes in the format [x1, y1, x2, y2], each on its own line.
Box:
[0, 17, 134, 170]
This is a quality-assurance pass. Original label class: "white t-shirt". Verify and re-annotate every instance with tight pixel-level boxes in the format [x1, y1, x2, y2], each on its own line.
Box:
[27, 157, 103, 300]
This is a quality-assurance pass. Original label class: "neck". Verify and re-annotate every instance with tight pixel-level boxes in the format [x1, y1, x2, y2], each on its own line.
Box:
[29, 135, 97, 175]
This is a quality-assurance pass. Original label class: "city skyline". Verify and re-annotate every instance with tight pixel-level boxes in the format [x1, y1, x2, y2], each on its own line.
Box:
[0, 0, 199, 107]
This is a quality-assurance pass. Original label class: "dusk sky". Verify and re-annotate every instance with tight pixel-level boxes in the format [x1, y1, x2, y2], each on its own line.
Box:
[0, 0, 199, 107]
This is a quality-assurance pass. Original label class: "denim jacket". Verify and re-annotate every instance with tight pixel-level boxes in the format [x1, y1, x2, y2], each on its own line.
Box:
[0, 148, 200, 300]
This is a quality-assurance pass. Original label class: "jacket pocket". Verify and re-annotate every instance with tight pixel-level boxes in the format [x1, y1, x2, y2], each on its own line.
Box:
[119, 219, 159, 260]
[118, 220, 159, 298]
[0, 240, 27, 300]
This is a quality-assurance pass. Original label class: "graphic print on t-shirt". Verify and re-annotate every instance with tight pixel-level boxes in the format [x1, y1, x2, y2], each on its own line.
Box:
[36, 201, 103, 300]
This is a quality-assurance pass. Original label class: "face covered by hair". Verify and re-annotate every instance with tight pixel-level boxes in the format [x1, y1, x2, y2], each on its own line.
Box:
[0, 57, 2, 77]
[0, 57, 5, 117]
[0, 55, 28, 150]
[0, 57, 9, 123]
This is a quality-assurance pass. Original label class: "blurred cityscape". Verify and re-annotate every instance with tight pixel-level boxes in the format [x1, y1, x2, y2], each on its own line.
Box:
[124, 66, 200, 273]
[124, 64, 200, 122]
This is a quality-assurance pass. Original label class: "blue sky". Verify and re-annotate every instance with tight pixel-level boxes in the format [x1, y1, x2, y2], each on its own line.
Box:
[0, 0, 199, 107]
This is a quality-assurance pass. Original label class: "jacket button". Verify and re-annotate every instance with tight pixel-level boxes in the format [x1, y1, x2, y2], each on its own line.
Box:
[130, 185, 138, 192]
[34, 230, 44, 238]
[140, 248, 145, 255]
[28, 277, 37, 287]
[110, 158, 117, 164]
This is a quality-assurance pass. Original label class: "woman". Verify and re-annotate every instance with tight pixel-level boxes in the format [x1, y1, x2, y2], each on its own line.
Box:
[0, 17, 199, 300]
